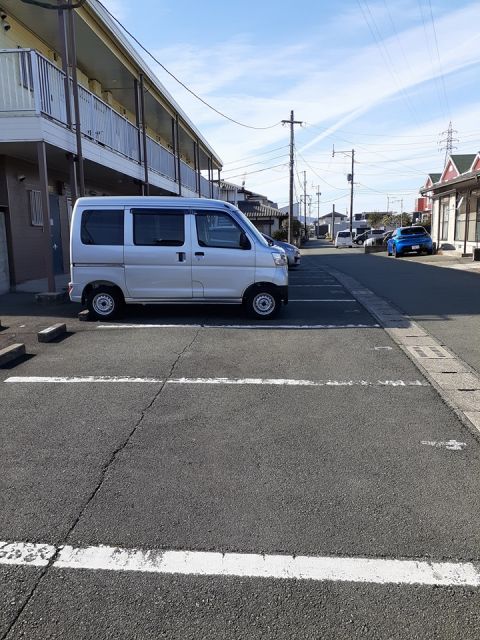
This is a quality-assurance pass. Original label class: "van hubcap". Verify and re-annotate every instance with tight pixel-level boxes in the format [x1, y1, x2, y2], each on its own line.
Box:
[93, 293, 114, 315]
[253, 293, 275, 315]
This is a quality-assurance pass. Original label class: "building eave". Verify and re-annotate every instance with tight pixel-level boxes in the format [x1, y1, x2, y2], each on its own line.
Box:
[86, 0, 223, 167]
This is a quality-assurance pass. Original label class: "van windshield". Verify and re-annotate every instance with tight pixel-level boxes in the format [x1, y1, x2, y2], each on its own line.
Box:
[338, 232, 350, 238]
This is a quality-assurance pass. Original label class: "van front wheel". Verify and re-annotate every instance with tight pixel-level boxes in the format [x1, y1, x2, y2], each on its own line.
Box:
[245, 288, 280, 320]
[87, 286, 122, 320]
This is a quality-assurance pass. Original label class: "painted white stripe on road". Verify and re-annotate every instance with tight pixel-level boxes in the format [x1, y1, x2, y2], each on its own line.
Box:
[5, 376, 162, 384]
[290, 285, 343, 287]
[4, 376, 429, 387]
[289, 299, 356, 302]
[168, 377, 428, 387]
[97, 324, 380, 330]
[0, 541, 56, 567]
[2, 541, 480, 587]
[421, 440, 467, 451]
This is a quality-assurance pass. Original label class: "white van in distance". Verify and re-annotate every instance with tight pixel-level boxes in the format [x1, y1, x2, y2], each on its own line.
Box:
[69, 197, 288, 320]
[335, 230, 354, 248]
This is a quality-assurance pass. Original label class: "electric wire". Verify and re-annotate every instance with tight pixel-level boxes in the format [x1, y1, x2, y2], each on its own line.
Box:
[95, 0, 281, 130]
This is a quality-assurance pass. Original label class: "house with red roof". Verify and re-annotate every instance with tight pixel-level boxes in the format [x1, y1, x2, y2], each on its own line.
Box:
[420, 154, 480, 254]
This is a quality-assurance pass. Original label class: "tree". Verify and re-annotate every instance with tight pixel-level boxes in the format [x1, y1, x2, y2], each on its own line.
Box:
[367, 212, 385, 228]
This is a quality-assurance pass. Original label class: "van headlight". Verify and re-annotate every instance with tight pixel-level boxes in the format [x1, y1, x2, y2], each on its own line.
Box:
[272, 251, 287, 266]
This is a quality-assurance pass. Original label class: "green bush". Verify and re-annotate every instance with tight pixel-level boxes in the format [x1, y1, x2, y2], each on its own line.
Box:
[272, 229, 287, 241]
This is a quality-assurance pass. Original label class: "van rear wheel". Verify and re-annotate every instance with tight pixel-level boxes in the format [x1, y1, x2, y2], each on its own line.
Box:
[245, 288, 280, 320]
[87, 286, 122, 320]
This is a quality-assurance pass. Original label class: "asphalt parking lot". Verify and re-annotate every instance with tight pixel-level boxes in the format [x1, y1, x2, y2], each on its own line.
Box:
[2, 247, 480, 639]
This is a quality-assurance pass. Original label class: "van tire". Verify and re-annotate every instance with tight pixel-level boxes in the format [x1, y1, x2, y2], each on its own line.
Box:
[245, 288, 280, 320]
[86, 286, 122, 321]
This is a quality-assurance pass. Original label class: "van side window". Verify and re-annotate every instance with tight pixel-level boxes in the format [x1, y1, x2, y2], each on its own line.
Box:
[132, 209, 185, 246]
[195, 211, 249, 249]
[81, 209, 124, 245]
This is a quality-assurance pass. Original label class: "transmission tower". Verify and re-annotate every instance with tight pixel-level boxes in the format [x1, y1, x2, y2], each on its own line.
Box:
[438, 121, 459, 165]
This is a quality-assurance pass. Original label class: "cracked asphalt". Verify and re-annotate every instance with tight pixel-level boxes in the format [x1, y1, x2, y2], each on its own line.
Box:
[1, 241, 480, 639]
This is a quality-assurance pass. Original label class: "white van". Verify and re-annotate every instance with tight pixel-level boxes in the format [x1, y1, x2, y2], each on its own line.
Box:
[335, 230, 353, 248]
[69, 197, 288, 320]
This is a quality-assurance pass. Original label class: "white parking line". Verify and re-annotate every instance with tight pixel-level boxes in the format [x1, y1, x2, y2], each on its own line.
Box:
[289, 285, 343, 288]
[289, 299, 356, 302]
[2, 540, 479, 587]
[421, 440, 467, 451]
[4, 376, 429, 387]
[97, 324, 380, 330]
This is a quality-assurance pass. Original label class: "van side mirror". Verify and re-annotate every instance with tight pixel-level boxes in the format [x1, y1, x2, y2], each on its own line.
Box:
[240, 232, 251, 250]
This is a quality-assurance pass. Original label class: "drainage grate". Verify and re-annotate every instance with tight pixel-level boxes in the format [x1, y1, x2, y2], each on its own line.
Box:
[407, 345, 452, 359]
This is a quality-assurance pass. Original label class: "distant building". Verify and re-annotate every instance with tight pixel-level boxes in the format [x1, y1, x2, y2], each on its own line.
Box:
[219, 182, 287, 235]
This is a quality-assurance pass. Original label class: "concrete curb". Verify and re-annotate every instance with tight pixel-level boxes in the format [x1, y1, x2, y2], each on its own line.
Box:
[0, 343, 26, 367]
[37, 323, 67, 343]
[364, 245, 386, 254]
[35, 291, 68, 305]
[325, 266, 480, 441]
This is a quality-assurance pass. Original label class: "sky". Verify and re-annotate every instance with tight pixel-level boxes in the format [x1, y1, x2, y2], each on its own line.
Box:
[101, 0, 480, 218]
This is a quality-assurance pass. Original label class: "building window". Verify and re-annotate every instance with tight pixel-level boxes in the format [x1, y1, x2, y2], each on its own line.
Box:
[81, 209, 124, 245]
[28, 190, 43, 227]
[454, 194, 466, 241]
[468, 196, 480, 243]
[439, 198, 450, 241]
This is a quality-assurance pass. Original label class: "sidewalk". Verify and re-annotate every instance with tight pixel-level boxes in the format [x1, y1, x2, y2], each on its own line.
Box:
[413, 252, 480, 273]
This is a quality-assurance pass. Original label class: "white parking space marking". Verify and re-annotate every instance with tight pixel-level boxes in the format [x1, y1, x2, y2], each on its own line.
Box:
[373, 346, 393, 351]
[0, 541, 56, 567]
[290, 285, 343, 288]
[169, 378, 428, 387]
[2, 540, 480, 587]
[5, 376, 162, 384]
[97, 324, 381, 330]
[289, 299, 357, 302]
[421, 440, 467, 451]
[4, 376, 429, 387]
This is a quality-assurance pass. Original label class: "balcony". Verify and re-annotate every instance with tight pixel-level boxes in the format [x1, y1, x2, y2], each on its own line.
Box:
[0, 48, 216, 195]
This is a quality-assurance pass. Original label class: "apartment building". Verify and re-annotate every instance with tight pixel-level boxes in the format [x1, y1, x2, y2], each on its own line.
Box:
[0, 0, 222, 293]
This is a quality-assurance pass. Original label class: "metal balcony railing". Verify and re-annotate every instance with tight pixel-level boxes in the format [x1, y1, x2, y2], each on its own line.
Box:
[0, 49, 217, 192]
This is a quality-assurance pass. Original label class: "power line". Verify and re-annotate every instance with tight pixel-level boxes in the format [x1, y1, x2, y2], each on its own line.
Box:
[356, 0, 421, 125]
[222, 162, 287, 181]
[220, 153, 288, 173]
[222, 145, 289, 166]
[95, 0, 281, 130]
[427, 0, 451, 119]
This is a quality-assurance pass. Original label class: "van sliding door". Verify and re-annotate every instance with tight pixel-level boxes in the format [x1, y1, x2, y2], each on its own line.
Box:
[124, 208, 192, 300]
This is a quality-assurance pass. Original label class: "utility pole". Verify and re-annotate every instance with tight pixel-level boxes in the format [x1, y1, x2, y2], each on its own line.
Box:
[316, 186, 321, 238]
[282, 111, 303, 244]
[331, 204, 335, 241]
[332, 146, 355, 237]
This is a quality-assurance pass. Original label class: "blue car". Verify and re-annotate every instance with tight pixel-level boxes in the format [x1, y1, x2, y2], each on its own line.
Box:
[387, 226, 433, 258]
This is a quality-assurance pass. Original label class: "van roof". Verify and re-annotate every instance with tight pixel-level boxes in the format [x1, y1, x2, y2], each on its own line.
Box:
[73, 196, 235, 210]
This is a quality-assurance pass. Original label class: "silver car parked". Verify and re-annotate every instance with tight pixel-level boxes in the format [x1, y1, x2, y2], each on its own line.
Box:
[262, 234, 301, 268]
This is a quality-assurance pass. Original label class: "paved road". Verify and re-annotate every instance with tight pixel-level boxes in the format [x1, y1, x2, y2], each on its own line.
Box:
[1, 250, 480, 639]
[315, 241, 480, 375]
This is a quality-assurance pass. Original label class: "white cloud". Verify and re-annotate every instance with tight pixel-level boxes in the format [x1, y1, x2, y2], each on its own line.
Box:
[136, 1, 480, 212]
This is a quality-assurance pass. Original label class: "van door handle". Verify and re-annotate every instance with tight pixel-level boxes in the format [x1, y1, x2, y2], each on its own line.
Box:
[176, 252, 186, 262]
[195, 251, 205, 256]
